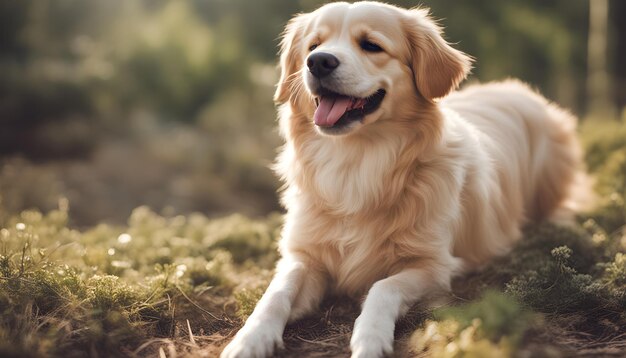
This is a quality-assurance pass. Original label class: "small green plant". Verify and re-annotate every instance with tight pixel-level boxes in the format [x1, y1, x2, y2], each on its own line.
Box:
[234, 287, 265, 319]
[411, 291, 534, 357]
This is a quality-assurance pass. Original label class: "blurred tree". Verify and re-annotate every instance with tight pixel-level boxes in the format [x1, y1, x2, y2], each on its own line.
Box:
[0, 0, 98, 159]
[611, 0, 626, 112]
[587, 0, 613, 117]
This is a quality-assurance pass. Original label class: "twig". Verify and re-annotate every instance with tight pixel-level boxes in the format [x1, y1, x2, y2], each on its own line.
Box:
[176, 285, 220, 320]
[187, 319, 197, 346]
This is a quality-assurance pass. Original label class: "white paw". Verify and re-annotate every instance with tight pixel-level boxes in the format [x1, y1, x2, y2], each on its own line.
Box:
[220, 320, 284, 358]
[350, 316, 394, 358]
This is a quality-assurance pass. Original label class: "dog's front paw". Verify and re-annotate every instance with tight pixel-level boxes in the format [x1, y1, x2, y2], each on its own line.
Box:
[350, 334, 393, 358]
[350, 316, 394, 358]
[220, 320, 284, 358]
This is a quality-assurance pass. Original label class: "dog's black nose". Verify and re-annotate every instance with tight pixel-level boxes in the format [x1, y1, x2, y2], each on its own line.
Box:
[307, 52, 340, 78]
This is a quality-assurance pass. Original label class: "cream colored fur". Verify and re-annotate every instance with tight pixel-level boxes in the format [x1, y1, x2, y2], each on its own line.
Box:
[220, 2, 588, 358]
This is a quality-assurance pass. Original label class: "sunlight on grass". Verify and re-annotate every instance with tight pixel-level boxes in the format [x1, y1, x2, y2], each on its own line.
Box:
[0, 206, 279, 356]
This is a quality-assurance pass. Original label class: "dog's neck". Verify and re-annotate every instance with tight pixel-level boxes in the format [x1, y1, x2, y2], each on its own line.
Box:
[275, 103, 444, 216]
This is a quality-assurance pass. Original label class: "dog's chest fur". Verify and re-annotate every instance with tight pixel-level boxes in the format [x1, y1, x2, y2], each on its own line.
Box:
[283, 198, 415, 296]
[278, 130, 449, 296]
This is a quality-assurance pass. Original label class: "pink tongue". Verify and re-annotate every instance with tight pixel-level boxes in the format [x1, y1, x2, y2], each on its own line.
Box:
[314, 96, 352, 127]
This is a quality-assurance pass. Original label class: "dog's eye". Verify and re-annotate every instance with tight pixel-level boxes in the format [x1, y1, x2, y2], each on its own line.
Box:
[309, 44, 318, 52]
[360, 40, 383, 53]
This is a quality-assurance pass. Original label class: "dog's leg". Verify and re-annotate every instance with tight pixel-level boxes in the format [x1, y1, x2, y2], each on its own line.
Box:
[288, 267, 327, 322]
[350, 266, 452, 358]
[220, 258, 310, 358]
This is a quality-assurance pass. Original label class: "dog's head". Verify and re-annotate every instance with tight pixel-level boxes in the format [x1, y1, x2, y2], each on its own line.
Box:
[275, 1, 472, 136]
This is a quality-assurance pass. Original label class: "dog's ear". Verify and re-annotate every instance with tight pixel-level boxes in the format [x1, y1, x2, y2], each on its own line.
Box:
[275, 14, 308, 103]
[403, 8, 472, 101]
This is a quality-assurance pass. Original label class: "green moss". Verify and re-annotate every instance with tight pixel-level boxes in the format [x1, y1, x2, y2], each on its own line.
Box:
[468, 223, 599, 292]
[205, 213, 281, 266]
[504, 246, 608, 314]
[602, 253, 626, 287]
[412, 291, 534, 357]
[434, 291, 533, 344]
[234, 287, 265, 319]
[599, 253, 626, 310]
[88, 275, 140, 313]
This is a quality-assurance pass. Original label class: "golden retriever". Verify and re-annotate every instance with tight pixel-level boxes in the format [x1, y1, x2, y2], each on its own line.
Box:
[221, 2, 588, 357]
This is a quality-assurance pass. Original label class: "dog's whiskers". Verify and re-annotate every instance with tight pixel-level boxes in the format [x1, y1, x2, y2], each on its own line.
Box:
[284, 70, 313, 105]
[285, 68, 305, 83]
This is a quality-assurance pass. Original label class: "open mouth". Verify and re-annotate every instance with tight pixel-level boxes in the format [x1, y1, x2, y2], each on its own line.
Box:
[313, 88, 386, 128]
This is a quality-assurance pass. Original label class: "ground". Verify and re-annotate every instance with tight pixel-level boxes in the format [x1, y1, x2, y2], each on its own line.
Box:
[1, 117, 626, 358]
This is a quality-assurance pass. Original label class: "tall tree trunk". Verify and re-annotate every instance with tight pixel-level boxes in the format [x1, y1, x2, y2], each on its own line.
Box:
[612, 0, 626, 114]
[587, 0, 614, 117]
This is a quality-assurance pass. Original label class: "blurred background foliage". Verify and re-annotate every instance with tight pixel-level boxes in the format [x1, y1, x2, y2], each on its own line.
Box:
[0, 0, 625, 226]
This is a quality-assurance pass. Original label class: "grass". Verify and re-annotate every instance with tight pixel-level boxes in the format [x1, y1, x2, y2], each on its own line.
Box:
[0, 208, 280, 357]
[1, 116, 626, 357]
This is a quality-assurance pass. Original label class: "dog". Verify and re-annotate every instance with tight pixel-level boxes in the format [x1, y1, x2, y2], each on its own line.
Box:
[221, 2, 588, 357]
